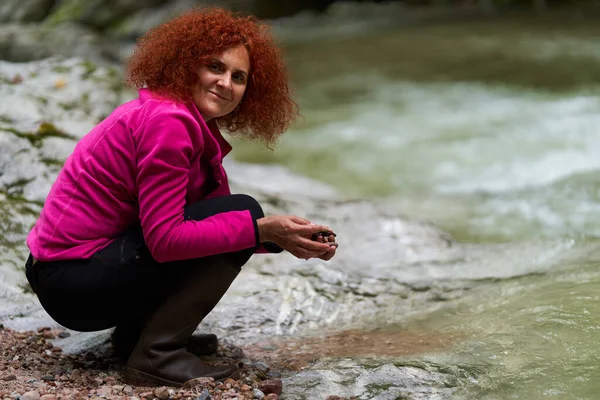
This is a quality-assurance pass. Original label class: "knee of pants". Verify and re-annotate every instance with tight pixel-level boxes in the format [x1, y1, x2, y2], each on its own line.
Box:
[231, 194, 264, 220]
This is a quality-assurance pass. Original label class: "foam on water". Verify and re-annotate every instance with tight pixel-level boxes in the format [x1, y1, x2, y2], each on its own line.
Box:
[255, 74, 600, 240]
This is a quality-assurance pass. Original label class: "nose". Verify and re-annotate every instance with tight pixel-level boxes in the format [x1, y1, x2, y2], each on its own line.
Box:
[217, 73, 232, 90]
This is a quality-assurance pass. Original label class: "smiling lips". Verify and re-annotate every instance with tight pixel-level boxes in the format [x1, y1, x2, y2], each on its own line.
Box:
[208, 90, 230, 101]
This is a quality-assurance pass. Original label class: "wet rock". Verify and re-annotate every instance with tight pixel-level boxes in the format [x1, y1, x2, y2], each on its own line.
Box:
[258, 379, 282, 396]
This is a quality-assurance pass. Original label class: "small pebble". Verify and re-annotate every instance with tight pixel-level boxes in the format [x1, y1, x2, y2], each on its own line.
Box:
[96, 387, 112, 397]
[153, 387, 170, 400]
[1, 375, 17, 381]
[40, 395, 57, 400]
[57, 331, 70, 339]
[240, 384, 252, 392]
[42, 331, 55, 340]
[20, 391, 40, 400]
[183, 376, 214, 389]
[257, 379, 282, 396]
[195, 389, 210, 400]
[264, 394, 278, 400]
[253, 388, 265, 399]
[252, 362, 270, 374]
[265, 370, 281, 379]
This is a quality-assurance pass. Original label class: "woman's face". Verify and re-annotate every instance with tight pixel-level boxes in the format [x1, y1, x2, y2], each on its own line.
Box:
[192, 45, 250, 121]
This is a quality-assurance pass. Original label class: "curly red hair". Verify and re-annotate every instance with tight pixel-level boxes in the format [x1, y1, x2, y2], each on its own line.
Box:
[126, 7, 298, 144]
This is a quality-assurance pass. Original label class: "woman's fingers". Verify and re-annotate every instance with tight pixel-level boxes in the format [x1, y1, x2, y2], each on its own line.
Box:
[291, 245, 327, 259]
[289, 215, 312, 225]
[297, 223, 334, 237]
[297, 236, 332, 251]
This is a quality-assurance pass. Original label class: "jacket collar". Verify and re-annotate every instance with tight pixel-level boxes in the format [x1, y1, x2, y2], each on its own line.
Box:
[185, 97, 233, 159]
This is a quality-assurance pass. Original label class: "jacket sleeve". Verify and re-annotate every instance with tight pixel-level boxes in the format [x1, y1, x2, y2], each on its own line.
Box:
[255, 242, 284, 254]
[135, 110, 258, 263]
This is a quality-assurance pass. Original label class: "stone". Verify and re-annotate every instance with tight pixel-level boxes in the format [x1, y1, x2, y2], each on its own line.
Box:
[20, 392, 40, 400]
[183, 377, 214, 389]
[1, 375, 16, 381]
[264, 394, 278, 400]
[252, 362, 270, 374]
[40, 395, 57, 400]
[96, 387, 113, 397]
[252, 389, 265, 400]
[257, 379, 282, 396]
[153, 387, 169, 400]
[194, 389, 210, 400]
[240, 384, 252, 392]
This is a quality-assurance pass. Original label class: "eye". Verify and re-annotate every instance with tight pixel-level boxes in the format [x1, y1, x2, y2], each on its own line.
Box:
[232, 73, 247, 84]
[208, 63, 221, 72]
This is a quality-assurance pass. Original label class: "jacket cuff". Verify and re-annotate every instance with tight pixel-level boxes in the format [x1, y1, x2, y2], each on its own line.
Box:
[263, 242, 284, 253]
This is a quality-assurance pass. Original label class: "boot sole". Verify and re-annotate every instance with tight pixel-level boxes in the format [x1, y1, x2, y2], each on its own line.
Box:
[123, 366, 238, 387]
[124, 366, 184, 387]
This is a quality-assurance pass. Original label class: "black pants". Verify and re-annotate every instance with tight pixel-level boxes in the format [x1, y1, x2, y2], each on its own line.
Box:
[25, 194, 264, 332]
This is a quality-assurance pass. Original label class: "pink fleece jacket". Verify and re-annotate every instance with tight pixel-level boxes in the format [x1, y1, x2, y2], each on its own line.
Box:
[27, 89, 262, 263]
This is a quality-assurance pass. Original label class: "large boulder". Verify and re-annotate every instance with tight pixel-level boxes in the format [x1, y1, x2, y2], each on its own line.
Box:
[0, 57, 470, 399]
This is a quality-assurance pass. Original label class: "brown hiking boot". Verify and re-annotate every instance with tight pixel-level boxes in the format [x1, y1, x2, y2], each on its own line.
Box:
[123, 256, 240, 386]
[112, 327, 218, 361]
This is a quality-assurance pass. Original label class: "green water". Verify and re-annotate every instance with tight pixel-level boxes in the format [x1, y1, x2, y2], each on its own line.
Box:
[231, 12, 600, 398]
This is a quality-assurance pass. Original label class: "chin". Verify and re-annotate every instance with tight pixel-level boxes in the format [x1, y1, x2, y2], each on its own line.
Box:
[198, 108, 222, 121]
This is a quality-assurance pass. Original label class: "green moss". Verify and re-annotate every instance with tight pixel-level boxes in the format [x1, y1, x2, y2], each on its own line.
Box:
[18, 283, 35, 294]
[0, 186, 44, 206]
[364, 383, 397, 396]
[51, 65, 72, 74]
[37, 122, 74, 140]
[58, 101, 78, 111]
[40, 158, 65, 167]
[35, 96, 49, 106]
[0, 122, 75, 148]
[79, 60, 98, 80]
[44, 0, 87, 27]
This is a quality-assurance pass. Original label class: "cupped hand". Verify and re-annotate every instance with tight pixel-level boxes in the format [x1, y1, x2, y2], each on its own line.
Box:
[257, 215, 335, 260]
[314, 232, 337, 261]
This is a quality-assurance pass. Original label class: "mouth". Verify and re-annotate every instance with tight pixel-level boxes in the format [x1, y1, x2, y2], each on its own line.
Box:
[208, 90, 230, 101]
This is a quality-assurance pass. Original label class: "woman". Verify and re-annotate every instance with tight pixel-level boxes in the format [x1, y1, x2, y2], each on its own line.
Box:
[24, 7, 337, 387]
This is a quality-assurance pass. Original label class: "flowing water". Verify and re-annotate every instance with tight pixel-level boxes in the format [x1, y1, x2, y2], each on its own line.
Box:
[230, 7, 600, 398]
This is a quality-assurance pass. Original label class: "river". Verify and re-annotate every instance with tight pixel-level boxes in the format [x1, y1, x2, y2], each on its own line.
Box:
[231, 7, 600, 399]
